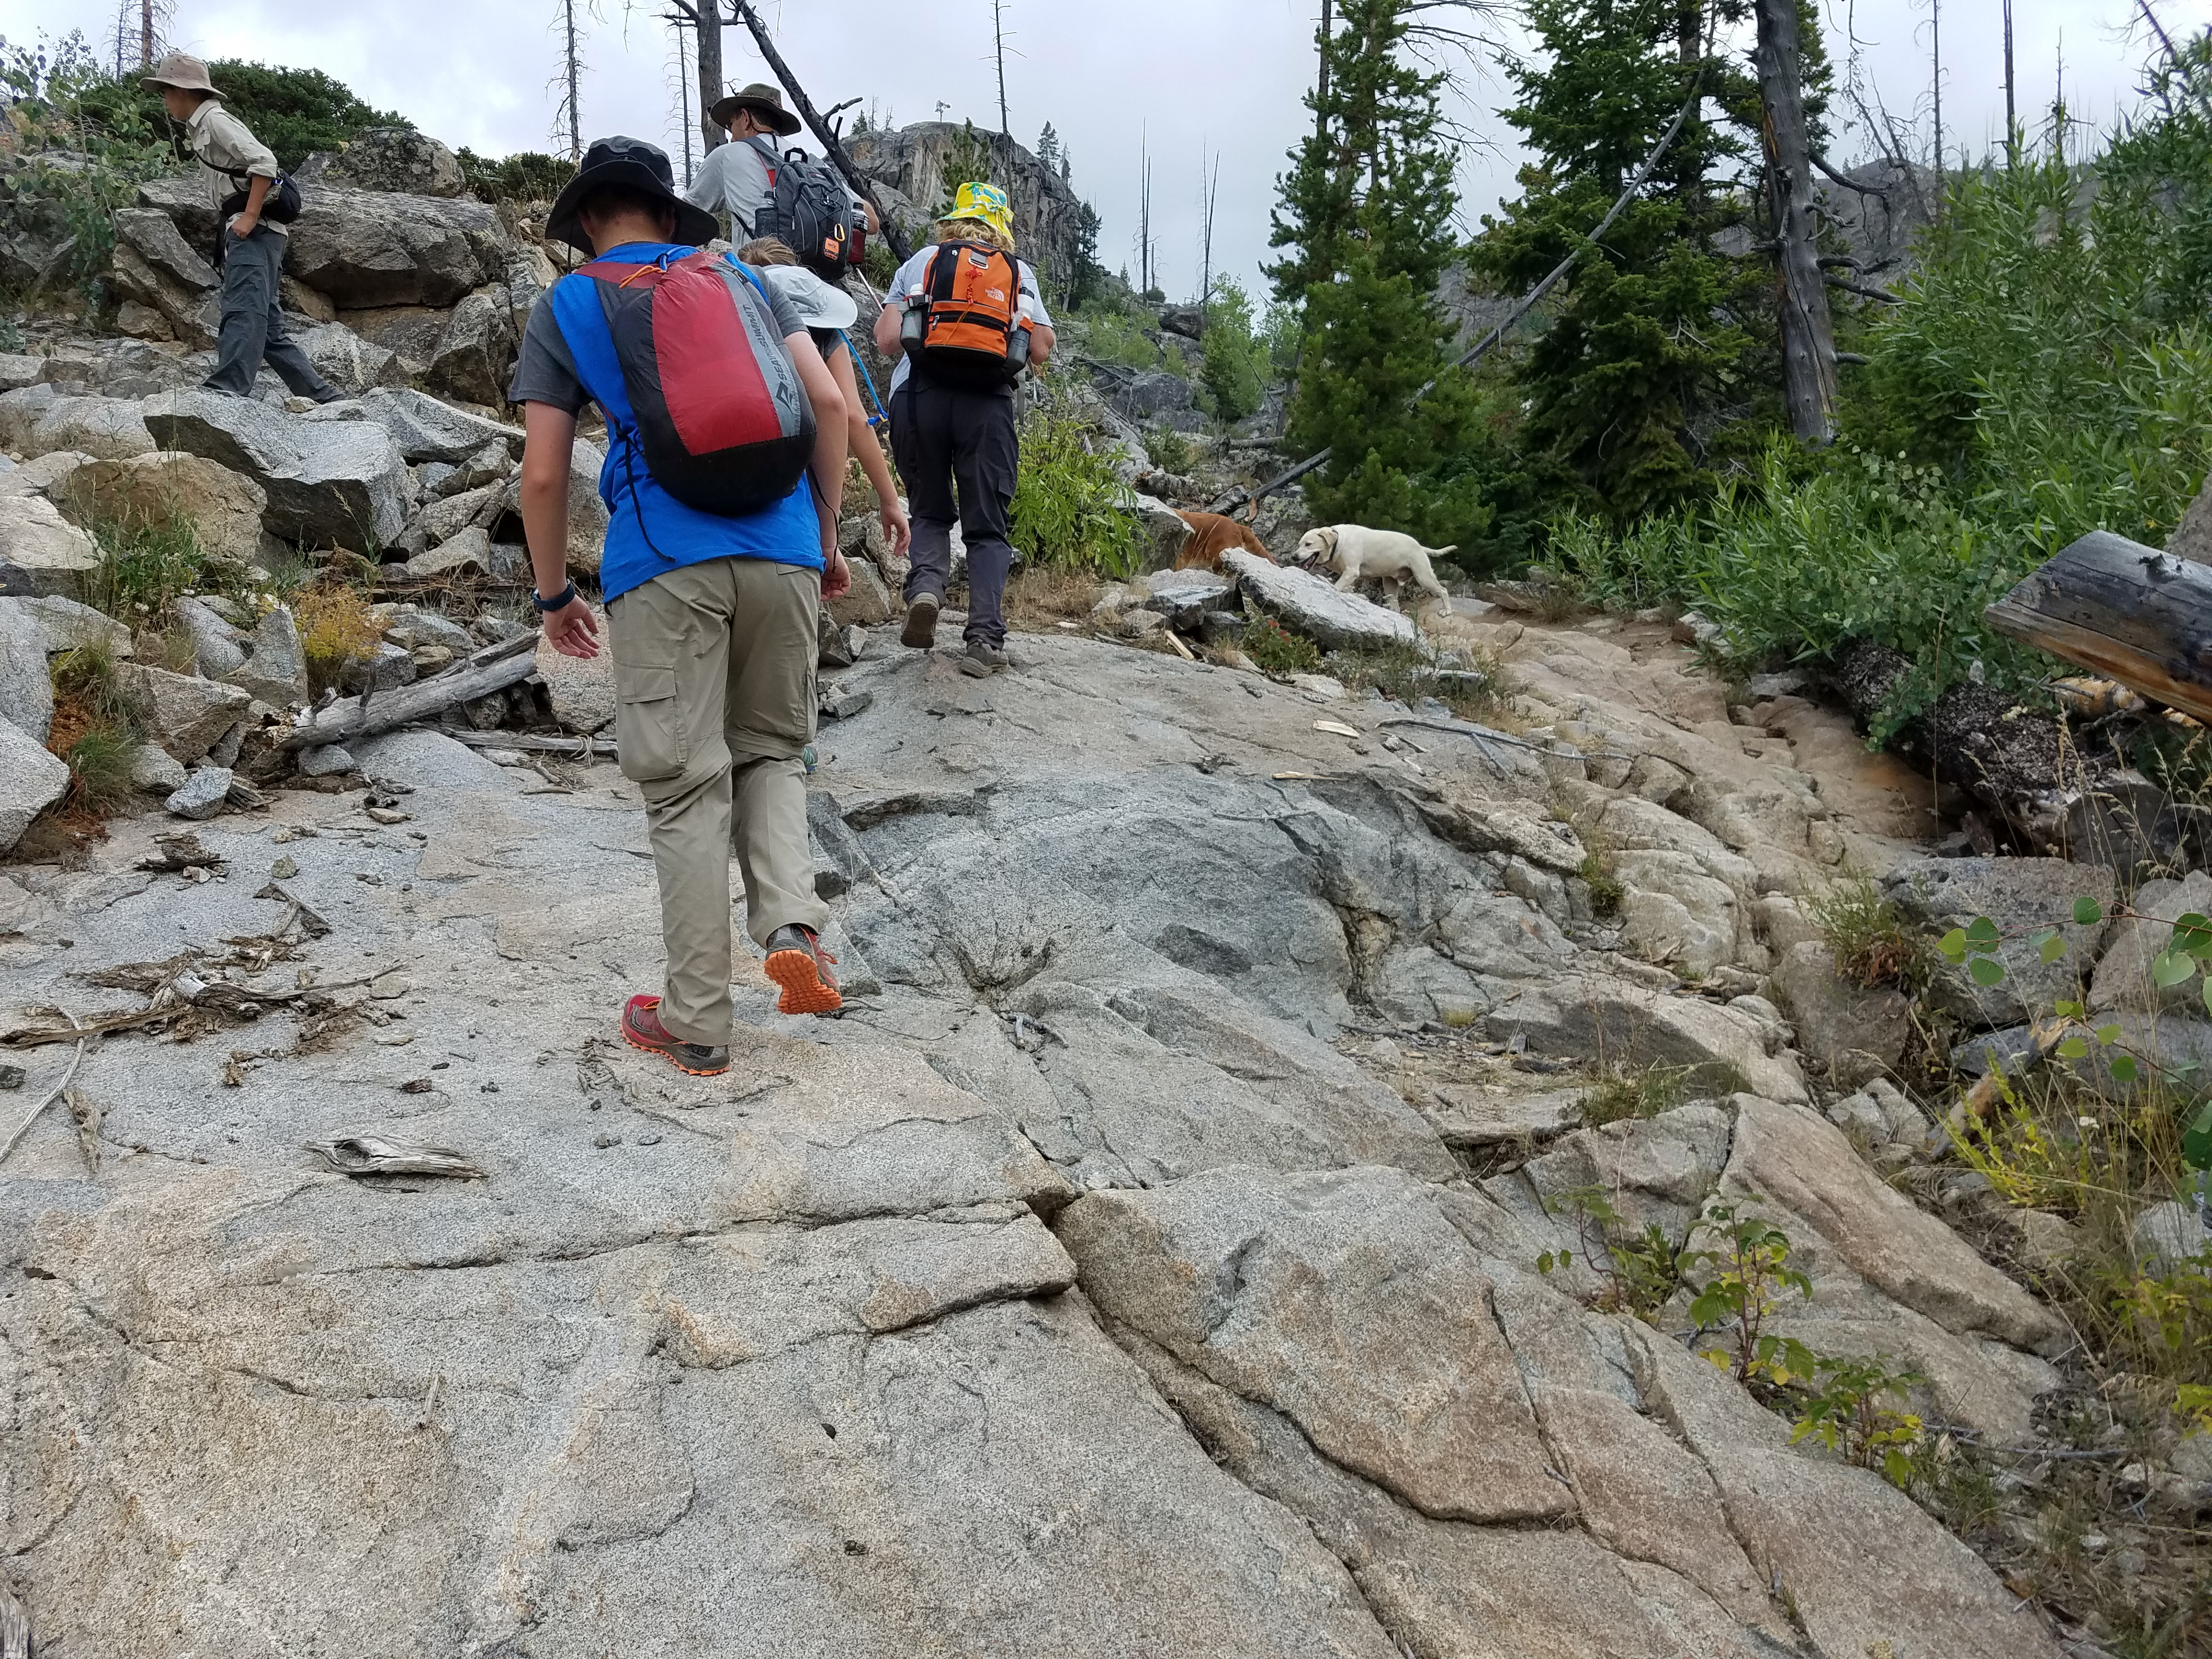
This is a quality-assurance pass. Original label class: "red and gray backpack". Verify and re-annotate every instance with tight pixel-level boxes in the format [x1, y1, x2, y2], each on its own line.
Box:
[551, 248, 814, 518]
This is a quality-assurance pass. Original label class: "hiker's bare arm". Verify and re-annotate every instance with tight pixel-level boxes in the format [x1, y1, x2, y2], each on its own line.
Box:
[230, 173, 272, 236]
[788, 332, 849, 586]
[1031, 322, 1056, 369]
[873, 297, 902, 359]
[832, 345, 909, 557]
[519, 402, 599, 658]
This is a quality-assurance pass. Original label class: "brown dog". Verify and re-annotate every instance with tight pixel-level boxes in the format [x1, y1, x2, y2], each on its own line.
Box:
[1174, 511, 1276, 571]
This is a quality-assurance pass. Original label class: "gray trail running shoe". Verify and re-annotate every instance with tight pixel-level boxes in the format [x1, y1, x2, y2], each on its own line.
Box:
[958, 640, 1009, 676]
[901, 592, 941, 649]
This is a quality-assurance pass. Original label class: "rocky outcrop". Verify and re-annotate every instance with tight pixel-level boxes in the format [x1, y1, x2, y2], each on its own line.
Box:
[0, 386, 156, 461]
[295, 128, 467, 199]
[1222, 549, 1414, 648]
[143, 391, 410, 551]
[846, 122, 1085, 290]
[0, 713, 68, 849]
[0, 494, 103, 597]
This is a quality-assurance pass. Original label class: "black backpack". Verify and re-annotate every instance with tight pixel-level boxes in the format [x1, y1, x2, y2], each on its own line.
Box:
[748, 137, 857, 282]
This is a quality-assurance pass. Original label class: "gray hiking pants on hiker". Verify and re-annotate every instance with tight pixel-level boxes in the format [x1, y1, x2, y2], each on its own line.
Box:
[206, 225, 337, 400]
[889, 379, 1018, 646]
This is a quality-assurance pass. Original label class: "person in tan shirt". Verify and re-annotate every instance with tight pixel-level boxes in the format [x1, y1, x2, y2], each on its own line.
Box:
[141, 54, 341, 403]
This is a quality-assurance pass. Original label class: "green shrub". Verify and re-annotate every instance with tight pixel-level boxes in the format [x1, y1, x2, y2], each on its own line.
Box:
[1541, 110, 2212, 738]
[1144, 424, 1195, 473]
[1010, 408, 1143, 576]
[203, 61, 410, 171]
[1243, 616, 1322, 675]
[1076, 305, 1165, 373]
[0, 34, 180, 303]
[455, 148, 574, 205]
[1199, 276, 1269, 424]
[83, 510, 213, 621]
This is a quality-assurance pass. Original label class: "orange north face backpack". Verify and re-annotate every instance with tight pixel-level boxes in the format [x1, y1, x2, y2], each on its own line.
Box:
[908, 240, 1033, 390]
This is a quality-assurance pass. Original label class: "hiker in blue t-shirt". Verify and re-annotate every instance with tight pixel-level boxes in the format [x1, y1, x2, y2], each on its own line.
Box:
[508, 136, 850, 1076]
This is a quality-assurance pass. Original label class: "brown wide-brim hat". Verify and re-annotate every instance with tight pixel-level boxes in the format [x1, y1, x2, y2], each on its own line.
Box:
[709, 82, 802, 137]
[140, 52, 223, 98]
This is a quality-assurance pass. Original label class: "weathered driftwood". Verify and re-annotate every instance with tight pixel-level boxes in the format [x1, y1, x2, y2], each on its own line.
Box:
[278, 632, 539, 751]
[427, 724, 619, 758]
[1985, 529, 2212, 724]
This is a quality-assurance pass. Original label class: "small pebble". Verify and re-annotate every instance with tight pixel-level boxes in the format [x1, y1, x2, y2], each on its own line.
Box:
[271, 826, 295, 844]
[398, 1078, 433, 1093]
[366, 808, 412, 826]
[636, 1132, 662, 1146]
[0, 1064, 24, 1091]
[592, 1131, 619, 1148]
[270, 856, 298, 879]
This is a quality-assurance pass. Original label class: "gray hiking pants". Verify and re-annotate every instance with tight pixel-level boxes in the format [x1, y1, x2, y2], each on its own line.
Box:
[206, 225, 336, 400]
[889, 379, 1018, 646]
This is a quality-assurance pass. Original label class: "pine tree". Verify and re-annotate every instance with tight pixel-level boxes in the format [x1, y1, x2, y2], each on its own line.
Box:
[1474, 0, 1786, 522]
[1036, 121, 1059, 170]
[1269, 0, 1489, 552]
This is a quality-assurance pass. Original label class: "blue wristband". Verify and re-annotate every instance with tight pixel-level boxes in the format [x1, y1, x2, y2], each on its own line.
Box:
[532, 580, 578, 612]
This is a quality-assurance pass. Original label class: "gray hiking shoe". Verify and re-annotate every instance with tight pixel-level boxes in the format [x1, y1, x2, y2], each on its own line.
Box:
[958, 640, 1009, 676]
[901, 592, 941, 650]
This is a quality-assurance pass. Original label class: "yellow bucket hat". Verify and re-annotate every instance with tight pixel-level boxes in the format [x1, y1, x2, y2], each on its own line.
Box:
[951, 182, 1014, 245]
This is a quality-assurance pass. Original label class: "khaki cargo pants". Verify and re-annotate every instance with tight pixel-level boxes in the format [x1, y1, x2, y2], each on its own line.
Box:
[607, 555, 828, 1048]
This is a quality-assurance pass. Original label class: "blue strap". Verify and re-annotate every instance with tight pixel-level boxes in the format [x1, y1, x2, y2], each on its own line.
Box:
[838, 328, 890, 429]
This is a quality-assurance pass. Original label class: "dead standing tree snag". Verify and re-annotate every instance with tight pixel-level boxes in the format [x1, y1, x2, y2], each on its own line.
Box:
[1753, 0, 1839, 444]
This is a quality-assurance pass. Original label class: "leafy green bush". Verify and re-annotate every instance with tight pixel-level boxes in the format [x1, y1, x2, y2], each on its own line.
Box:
[1243, 616, 1322, 675]
[82, 509, 215, 620]
[203, 61, 410, 171]
[1075, 303, 1165, 373]
[0, 34, 180, 303]
[455, 148, 573, 205]
[1010, 408, 1143, 576]
[1542, 102, 2212, 735]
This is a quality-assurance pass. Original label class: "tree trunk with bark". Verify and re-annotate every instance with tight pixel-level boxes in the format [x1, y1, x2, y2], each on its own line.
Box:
[1753, 0, 1838, 444]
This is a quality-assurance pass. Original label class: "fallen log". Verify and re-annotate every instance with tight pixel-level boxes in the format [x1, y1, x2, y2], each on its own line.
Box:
[278, 632, 539, 752]
[1985, 529, 2212, 724]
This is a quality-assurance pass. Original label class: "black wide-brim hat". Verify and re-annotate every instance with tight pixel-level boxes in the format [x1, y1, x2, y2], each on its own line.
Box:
[546, 136, 720, 255]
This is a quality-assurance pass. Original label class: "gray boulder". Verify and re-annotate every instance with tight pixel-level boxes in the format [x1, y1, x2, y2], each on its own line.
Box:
[353, 387, 523, 464]
[283, 183, 512, 309]
[118, 663, 253, 763]
[129, 742, 188, 793]
[422, 282, 528, 406]
[1771, 939, 1912, 1087]
[1222, 549, 1415, 649]
[491, 437, 607, 577]
[2090, 870, 2212, 1017]
[174, 595, 250, 678]
[825, 555, 893, 629]
[143, 391, 410, 551]
[0, 494, 104, 597]
[1139, 568, 1234, 629]
[0, 386, 156, 461]
[105, 208, 221, 347]
[392, 480, 503, 560]
[165, 764, 234, 820]
[231, 605, 311, 707]
[441, 437, 512, 496]
[295, 128, 467, 198]
[0, 714, 67, 850]
[0, 597, 54, 740]
[54, 451, 267, 566]
[297, 321, 403, 397]
[1883, 855, 2116, 1027]
[297, 742, 357, 777]
[0, 450, 92, 501]
[407, 526, 494, 580]
[2131, 1200, 2210, 1276]
[14, 593, 131, 656]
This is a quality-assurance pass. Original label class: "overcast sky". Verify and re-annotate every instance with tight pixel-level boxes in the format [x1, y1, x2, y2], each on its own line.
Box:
[7, 0, 2205, 301]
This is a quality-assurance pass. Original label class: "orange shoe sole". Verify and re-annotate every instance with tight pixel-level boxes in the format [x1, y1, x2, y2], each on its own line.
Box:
[619, 1002, 730, 1076]
[765, 948, 844, 1015]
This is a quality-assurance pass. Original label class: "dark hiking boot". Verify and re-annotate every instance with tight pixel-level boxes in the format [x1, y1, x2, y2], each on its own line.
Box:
[901, 592, 941, 650]
[957, 640, 1009, 677]
[764, 925, 843, 1015]
[621, 994, 729, 1075]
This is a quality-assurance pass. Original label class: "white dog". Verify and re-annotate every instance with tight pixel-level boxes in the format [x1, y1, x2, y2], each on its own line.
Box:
[1292, 524, 1453, 615]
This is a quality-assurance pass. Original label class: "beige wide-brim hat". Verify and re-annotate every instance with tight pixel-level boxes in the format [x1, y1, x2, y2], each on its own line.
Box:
[140, 52, 223, 98]
[709, 82, 802, 137]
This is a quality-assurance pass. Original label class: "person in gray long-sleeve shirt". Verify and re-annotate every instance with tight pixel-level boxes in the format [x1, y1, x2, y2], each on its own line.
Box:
[141, 53, 340, 403]
[684, 81, 869, 241]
